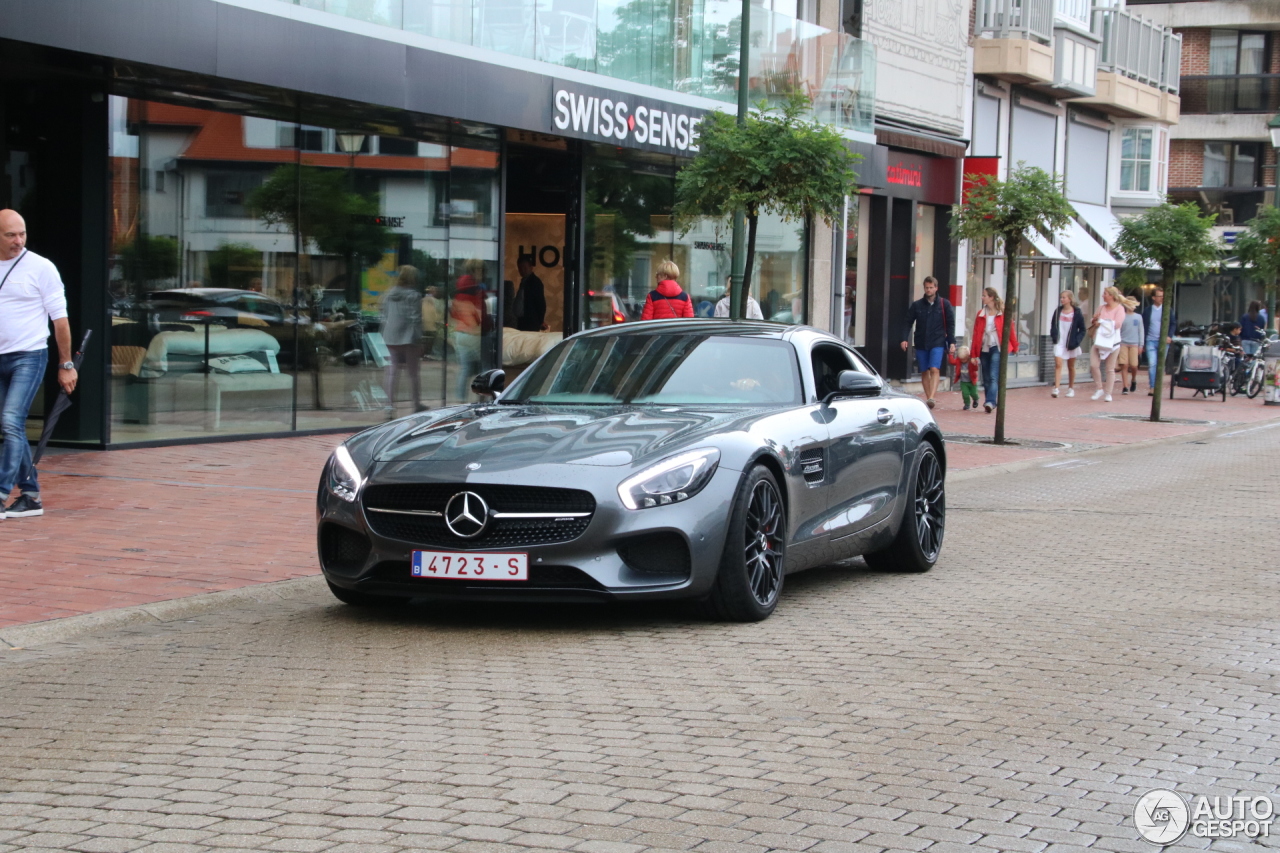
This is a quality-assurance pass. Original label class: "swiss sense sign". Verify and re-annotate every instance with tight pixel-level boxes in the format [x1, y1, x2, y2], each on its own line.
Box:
[550, 80, 708, 156]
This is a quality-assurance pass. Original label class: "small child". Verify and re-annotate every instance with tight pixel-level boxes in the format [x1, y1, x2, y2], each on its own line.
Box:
[949, 345, 979, 410]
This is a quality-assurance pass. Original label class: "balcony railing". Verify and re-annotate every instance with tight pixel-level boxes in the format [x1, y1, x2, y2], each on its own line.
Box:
[1180, 75, 1280, 115]
[975, 0, 1053, 45]
[1055, 0, 1090, 30]
[281, 0, 875, 133]
[1093, 6, 1181, 93]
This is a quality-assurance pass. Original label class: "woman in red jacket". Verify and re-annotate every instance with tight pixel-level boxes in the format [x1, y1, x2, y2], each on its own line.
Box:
[640, 259, 695, 320]
[970, 287, 1019, 413]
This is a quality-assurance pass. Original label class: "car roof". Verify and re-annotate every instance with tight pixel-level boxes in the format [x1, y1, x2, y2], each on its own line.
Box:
[572, 319, 842, 347]
[150, 288, 266, 298]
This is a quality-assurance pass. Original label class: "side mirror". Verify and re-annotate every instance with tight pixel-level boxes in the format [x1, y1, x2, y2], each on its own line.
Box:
[823, 370, 881, 406]
[470, 369, 506, 399]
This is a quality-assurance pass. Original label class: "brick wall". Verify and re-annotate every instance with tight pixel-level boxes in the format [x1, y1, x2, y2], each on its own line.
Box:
[1170, 139, 1203, 188]
[1265, 146, 1277, 189]
[1178, 28, 1210, 75]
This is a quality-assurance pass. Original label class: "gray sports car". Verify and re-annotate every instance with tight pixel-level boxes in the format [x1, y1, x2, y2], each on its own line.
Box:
[318, 321, 946, 621]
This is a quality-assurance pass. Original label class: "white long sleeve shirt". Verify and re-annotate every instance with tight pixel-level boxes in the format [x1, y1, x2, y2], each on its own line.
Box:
[0, 251, 68, 354]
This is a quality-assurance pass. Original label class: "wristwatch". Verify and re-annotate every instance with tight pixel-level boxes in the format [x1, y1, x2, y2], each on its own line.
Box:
[59, 361, 75, 370]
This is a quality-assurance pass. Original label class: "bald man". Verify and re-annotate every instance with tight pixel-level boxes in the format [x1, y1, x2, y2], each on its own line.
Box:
[0, 210, 76, 519]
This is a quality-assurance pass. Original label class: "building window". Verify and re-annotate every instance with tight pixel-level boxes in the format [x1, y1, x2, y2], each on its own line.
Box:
[1207, 30, 1270, 113]
[1203, 142, 1261, 188]
[1120, 128, 1153, 192]
[841, 0, 862, 37]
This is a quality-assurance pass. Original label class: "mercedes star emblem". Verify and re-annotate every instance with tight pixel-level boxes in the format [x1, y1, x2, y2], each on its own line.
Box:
[444, 491, 489, 539]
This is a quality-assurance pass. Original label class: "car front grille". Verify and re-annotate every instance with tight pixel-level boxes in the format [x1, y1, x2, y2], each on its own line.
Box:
[362, 483, 596, 549]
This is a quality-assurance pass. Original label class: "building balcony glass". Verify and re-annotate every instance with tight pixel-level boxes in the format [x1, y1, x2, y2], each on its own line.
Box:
[275, 0, 874, 134]
[1179, 75, 1280, 115]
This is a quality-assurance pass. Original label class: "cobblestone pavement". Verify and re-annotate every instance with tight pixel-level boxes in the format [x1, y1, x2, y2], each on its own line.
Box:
[1, 427, 1277, 851]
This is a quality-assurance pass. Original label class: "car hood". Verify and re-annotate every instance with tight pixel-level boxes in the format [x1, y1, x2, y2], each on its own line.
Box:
[369, 404, 765, 472]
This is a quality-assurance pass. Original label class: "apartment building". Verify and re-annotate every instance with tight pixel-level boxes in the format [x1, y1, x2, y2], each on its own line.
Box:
[1137, 0, 1280, 325]
[967, 0, 1181, 383]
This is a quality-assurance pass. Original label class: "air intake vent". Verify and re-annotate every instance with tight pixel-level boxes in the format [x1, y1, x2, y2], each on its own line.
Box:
[618, 533, 691, 578]
[320, 524, 372, 575]
[799, 448, 825, 486]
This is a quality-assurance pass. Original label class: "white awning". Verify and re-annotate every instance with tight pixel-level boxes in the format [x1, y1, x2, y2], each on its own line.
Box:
[1024, 228, 1067, 261]
[1072, 202, 1123, 248]
[1056, 219, 1124, 267]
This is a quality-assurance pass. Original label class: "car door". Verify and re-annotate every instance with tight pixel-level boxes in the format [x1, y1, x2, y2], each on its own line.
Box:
[812, 343, 905, 553]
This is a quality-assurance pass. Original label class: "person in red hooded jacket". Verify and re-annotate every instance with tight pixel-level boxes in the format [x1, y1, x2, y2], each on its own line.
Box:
[640, 259, 695, 320]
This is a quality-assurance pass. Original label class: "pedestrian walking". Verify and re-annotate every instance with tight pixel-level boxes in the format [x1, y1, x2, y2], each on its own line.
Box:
[1241, 300, 1266, 356]
[1089, 285, 1137, 402]
[0, 209, 76, 519]
[1049, 289, 1085, 398]
[640, 259, 695, 320]
[1141, 286, 1175, 396]
[1117, 300, 1144, 394]
[948, 344, 979, 410]
[380, 265, 424, 413]
[713, 276, 764, 319]
[898, 276, 955, 410]
[971, 287, 1017, 414]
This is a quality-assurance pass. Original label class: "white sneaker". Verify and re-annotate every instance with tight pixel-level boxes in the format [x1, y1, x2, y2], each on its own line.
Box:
[1066, 388, 1075, 398]
[1092, 389, 1105, 400]
[1104, 394, 1112, 402]
[1051, 387, 1059, 398]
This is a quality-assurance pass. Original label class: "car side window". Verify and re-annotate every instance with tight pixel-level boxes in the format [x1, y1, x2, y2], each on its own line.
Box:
[810, 344, 856, 399]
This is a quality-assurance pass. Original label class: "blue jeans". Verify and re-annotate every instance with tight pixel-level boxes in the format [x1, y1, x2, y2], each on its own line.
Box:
[1146, 340, 1160, 388]
[0, 349, 45, 498]
[979, 346, 1000, 407]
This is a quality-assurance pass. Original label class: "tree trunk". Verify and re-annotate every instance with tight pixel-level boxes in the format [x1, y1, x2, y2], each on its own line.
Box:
[993, 242, 1017, 444]
[741, 209, 759, 314]
[1149, 266, 1175, 423]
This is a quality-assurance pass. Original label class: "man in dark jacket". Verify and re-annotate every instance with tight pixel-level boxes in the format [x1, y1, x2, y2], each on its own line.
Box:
[513, 255, 547, 332]
[899, 276, 955, 408]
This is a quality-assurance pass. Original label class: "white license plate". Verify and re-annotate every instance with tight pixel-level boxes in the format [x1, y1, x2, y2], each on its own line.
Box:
[411, 550, 528, 581]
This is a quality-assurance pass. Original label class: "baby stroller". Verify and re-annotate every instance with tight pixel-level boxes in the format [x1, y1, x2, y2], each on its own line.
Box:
[1169, 343, 1226, 401]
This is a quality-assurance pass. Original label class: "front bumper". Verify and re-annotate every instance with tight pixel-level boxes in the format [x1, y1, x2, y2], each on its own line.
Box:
[317, 464, 743, 603]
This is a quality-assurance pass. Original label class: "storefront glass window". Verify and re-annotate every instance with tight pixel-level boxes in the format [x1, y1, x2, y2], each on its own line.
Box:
[583, 143, 806, 326]
[108, 93, 501, 443]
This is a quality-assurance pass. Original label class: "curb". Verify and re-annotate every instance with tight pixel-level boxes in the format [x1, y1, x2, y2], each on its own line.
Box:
[947, 412, 1280, 483]
[0, 575, 326, 650]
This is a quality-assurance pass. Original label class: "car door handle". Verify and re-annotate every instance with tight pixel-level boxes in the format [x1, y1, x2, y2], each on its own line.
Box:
[877, 408, 893, 424]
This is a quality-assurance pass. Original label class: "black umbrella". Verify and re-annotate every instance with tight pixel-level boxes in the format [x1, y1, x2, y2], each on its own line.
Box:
[32, 329, 92, 465]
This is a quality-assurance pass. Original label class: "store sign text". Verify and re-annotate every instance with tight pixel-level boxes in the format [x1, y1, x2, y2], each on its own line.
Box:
[886, 162, 923, 188]
[553, 89, 700, 152]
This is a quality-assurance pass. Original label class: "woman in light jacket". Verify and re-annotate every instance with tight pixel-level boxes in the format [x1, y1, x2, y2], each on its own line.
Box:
[971, 287, 1019, 414]
[1049, 289, 1086, 398]
[380, 265, 424, 412]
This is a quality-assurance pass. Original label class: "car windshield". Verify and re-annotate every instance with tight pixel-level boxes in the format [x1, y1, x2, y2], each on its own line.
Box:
[502, 334, 803, 406]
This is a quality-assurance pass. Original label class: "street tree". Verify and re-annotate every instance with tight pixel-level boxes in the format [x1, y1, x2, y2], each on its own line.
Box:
[1113, 202, 1219, 423]
[674, 93, 859, 318]
[249, 165, 389, 267]
[951, 165, 1073, 444]
[1232, 204, 1280, 339]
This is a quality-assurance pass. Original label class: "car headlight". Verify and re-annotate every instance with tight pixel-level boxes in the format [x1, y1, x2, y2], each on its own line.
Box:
[618, 448, 720, 510]
[326, 445, 364, 503]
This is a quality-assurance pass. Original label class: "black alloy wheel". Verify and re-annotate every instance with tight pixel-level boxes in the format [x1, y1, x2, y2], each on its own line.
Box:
[703, 466, 787, 622]
[864, 442, 945, 574]
[744, 478, 786, 607]
[913, 447, 945, 563]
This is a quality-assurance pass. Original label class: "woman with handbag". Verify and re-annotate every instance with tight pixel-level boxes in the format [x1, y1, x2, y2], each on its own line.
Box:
[971, 287, 1018, 414]
[1049, 289, 1085, 398]
[1088, 286, 1138, 402]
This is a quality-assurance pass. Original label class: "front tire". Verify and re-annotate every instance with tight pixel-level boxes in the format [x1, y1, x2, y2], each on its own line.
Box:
[702, 466, 787, 622]
[864, 442, 945, 573]
[1247, 362, 1265, 399]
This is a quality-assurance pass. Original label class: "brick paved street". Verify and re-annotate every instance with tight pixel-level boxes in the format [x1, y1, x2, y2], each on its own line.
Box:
[0, 425, 1276, 851]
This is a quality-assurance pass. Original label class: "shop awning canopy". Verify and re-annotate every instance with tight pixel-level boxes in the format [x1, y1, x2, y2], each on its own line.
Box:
[1024, 228, 1068, 261]
[1056, 219, 1125, 268]
[1071, 202, 1124, 248]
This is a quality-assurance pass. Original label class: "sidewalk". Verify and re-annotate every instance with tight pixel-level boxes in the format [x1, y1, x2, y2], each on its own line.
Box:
[2, 385, 1277, 632]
